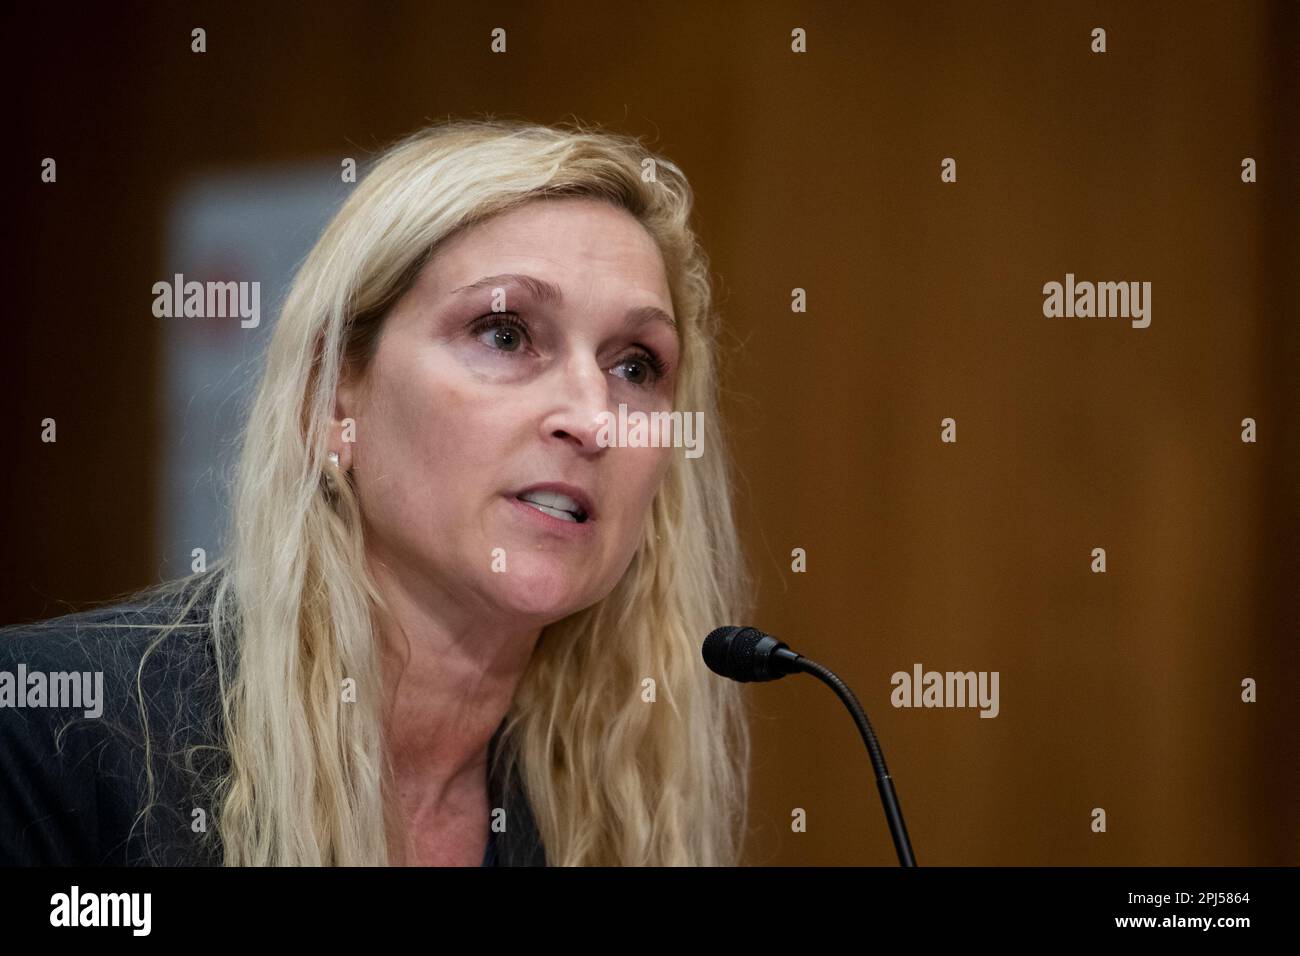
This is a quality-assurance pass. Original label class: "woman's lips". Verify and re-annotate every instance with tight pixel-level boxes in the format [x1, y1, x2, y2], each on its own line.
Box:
[506, 494, 596, 537]
[511, 482, 597, 521]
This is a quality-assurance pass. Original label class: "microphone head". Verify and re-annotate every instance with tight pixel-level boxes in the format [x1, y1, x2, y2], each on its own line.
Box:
[703, 625, 795, 682]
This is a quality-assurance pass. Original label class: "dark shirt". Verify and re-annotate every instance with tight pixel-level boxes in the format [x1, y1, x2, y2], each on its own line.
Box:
[0, 579, 545, 866]
[483, 710, 546, 867]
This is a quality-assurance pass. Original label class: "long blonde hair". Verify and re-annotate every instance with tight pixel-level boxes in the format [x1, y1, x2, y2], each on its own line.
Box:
[150, 117, 752, 865]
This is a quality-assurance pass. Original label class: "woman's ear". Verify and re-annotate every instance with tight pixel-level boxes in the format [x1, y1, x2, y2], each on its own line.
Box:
[330, 376, 358, 473]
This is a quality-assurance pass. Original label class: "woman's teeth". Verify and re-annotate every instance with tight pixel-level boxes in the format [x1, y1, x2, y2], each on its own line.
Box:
[516, 489, 586, 522]
[520, 499, 579, 522]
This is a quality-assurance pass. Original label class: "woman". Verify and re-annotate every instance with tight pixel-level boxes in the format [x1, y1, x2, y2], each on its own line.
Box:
[0, 117, 752, 866]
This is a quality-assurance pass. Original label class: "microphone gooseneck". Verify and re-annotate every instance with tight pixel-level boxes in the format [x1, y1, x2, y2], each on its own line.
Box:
[702, 625, 918, 867]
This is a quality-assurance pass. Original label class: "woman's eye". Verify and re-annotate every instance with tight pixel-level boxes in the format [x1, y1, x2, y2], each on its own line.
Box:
[472, 314, 529, 352]
[614, 351, 668, 387]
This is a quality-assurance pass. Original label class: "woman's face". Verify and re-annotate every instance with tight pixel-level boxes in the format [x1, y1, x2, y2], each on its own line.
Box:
[337, 197, 680, 629]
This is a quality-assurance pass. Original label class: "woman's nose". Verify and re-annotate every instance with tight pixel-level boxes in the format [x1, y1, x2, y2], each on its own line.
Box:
[538, 355, 611, 452]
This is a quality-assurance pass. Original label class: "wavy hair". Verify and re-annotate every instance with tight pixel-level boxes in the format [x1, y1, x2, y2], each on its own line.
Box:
[140, 116, 752, 865]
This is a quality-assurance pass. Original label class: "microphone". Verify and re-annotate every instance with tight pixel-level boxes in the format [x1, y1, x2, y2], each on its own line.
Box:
[703, 625, 918, 867]
[701, 625, 803, 682]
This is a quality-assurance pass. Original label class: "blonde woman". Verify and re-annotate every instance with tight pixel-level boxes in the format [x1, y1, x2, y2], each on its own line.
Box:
[0, 117, 752, 866]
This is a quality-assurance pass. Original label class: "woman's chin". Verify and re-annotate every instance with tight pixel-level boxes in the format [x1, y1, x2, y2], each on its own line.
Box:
[491, 567, 594, 624]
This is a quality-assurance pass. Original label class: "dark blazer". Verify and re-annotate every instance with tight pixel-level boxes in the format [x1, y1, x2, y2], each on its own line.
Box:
[0, 577, 546, 866]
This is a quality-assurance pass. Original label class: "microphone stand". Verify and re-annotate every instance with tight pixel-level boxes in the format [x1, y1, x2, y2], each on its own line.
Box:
[793, 656, 917, 867]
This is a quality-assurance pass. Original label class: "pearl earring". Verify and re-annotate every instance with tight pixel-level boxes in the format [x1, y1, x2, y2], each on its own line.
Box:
[323, 451, 343, 494]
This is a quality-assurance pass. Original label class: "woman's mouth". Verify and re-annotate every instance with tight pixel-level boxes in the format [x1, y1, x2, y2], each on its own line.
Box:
[516, 491, 586, 523]
[507, 494, 596, 537]
[512, 485, 594, 524]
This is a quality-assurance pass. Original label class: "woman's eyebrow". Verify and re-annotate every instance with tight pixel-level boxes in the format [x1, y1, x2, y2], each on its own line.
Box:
[449, 272, 677, 333]
[625, 304, 678, 334]
[449, 272, 562, 304]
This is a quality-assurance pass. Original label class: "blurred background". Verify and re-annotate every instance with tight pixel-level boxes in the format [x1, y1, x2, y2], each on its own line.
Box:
[8, 0, 1298, 865]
